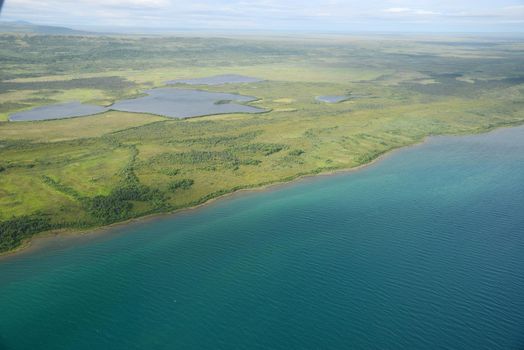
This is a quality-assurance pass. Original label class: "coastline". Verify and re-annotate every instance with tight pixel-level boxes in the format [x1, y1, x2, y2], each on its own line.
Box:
[1, 123, 522, 260]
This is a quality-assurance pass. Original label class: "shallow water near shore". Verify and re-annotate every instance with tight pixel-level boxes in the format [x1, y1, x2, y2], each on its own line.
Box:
[1, 126, 524, 349]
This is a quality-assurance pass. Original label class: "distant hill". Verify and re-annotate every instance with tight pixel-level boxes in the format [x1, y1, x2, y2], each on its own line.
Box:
[0, 21, 94, 35]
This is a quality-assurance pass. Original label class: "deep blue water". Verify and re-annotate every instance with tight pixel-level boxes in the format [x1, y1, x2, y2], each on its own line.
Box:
[1, 126, 524, 349]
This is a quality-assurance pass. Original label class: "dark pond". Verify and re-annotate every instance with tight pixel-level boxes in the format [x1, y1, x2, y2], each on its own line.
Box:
[8, 102, 108, 121]
[316, 95, 350, 103]
[167, 74, 263, 85]
[8, 88, 266, 121]
[109, 88, 265, 118]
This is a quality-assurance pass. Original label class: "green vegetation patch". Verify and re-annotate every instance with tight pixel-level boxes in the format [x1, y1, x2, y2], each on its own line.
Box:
[0, 34, 523, 253]
[230, 143, 287, 156]
[0, 215, 54, 253]
[168, 179, 194, 191]
[0, 76, 136, 94]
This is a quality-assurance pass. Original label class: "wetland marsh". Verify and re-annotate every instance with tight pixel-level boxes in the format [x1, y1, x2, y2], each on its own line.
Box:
[0, 34, 523, 254]
[167, 74, 263, 85]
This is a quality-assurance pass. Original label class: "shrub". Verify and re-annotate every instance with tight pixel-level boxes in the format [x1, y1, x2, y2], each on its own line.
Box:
[168, 179, 194, 191]
[0, 215, 53, 253]
[289, 149, 305, 156]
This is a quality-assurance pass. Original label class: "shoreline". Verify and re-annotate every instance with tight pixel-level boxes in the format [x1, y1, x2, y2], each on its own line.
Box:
[1, 123, 522, 260]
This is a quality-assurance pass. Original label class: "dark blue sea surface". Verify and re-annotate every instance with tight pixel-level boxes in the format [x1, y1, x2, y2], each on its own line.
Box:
[1, 126, 524, 349]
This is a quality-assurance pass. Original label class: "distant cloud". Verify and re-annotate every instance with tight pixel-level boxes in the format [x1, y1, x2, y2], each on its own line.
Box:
[383, 7, 441, 15]
[503, 5, 524, 10]
[1, 0, 523, 32]
[383, 8, 412, 13]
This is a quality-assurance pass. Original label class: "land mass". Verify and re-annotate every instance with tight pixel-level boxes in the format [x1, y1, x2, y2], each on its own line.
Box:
[0, 33, 523, 254]
[0, 20, 95, 35]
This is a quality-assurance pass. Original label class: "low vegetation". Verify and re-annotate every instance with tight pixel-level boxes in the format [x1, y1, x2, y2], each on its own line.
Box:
[0, 34, 523, 253]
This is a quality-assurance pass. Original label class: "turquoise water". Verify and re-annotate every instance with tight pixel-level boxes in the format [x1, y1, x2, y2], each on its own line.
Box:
[1, 126, 524, 349]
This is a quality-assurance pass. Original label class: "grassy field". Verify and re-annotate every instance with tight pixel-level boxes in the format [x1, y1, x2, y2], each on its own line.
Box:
[0, 33, 523, 253]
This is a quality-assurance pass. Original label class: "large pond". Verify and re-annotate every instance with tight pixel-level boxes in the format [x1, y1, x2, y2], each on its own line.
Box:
[167, 74, 262, 85]
[110, 88, 265, 118]
[8, 88, 265, 121]
[1, 126, 524, 349]
[8, 102, 108, 121]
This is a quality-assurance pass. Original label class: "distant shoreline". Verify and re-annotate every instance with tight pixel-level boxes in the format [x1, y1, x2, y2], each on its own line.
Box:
[1, 123, 522, 260]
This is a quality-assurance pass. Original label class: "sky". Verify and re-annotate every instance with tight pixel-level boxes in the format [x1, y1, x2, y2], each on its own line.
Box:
[1, 0, 524, 33]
